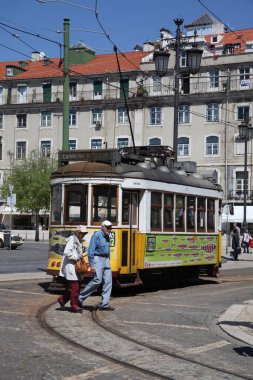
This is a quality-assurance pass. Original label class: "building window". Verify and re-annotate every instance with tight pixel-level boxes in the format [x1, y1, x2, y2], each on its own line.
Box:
[0, 113, 3, 129]
[91, 139, 102, 149]
[177, 137, 189, 156]
[237, 105, 249, 121]
[151, 192, 162, 230]
[236, 171, 248, 195]
[0, 137, 2, 160]
[181, 74, 190, 94]
[0, 86, 3, 105]
[239, 67, 250, 87]
[178, 105, 190, 124]
[69, 139, 77, 150]
[180, 51, 187, 67]
[117, 137, 129, 149]
[149, 137, 161, 146]
[149, 107, 161, 125]
[206, 136, 219, 155]
[17, 85, 27, 104]
[206, 103, 219, 122]
[17, 113, 27, 128]
[91, 108, 102, 125]
[93, 80, 102, 99]
[69, 109, 77, 126]
[69, 82, 77, 100]
[16, 141, 26, 160]
[41, 111, 52, 127]
[118, 107, 129, 124]
[41, 140, 51, 157]
[209, 70, 219, 89]
[120, 78, 129, 98]
[152, 76, 162, 93]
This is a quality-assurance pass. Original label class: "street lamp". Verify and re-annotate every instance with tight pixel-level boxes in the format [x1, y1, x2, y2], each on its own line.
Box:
[238, 119, 253, 232]
[153, 18, 203, 161]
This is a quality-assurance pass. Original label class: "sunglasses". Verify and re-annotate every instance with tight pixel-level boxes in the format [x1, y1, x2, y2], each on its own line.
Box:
[105, 226, 112, 229]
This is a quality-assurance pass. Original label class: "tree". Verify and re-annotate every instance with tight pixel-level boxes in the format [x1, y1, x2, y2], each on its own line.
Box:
[1, 151, 57, 241]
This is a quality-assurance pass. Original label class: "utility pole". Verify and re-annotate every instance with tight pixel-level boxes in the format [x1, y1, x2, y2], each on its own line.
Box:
[63, 18, 70, 150]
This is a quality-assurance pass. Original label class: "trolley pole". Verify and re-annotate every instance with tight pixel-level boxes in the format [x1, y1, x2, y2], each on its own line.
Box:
[63, 18, 70, 150]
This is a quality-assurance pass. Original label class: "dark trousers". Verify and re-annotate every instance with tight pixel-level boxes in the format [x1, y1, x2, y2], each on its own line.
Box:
[58, 280, 80, 311]
[243, 243, 249, 253]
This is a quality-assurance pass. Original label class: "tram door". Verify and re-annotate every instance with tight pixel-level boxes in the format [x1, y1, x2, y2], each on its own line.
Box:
[121, 191, 139, 274]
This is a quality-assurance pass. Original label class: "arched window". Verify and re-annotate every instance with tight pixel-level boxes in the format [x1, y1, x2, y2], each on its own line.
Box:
[206, 136, 219, 155]
[149, 137, 161, 146]
[177, 137, 189, 156]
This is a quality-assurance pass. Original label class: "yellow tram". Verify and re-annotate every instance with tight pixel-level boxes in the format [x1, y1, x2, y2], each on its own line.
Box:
[47, 146, 223, 286]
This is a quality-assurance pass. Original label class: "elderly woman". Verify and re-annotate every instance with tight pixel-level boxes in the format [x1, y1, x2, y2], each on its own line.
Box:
[58, 225, 88, 313]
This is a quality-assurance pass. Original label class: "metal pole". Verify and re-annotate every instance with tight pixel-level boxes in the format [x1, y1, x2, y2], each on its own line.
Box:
[63, 18, 70, 150]
[243, 130, 248, 232]
[173, 18, 183, 162]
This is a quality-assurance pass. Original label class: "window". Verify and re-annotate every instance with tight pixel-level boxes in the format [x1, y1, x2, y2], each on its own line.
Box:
[41, 140, 51, 157]
[197, 197, 205, 231]
[207, 199, 215, 231]
[93, 79, 102, 99]
[16, 141, 26, 160]
[237, 105, 249, 121]
[149, 107, 161, 125]
[151, 192, 162, 230]
[164, 193, 173, 230]
[0, 137, 2, 161]
[92, 185, 117, 224]
[51, 185, 62, 223]
[0, 113, 3, 129]
[17, 85, 27, 103]
[180, 51, 187, 67]
[69, 139, 77, 150]
[206, 136, 219, 155]
[118, 107, 129, 124]
[91, 108, 102, 125]
[175, 195, 185, 231]
[117, 137, 129, 149]
[209, 70, 219, 89]
[17, 113, 27, 128]
[6, 67, 13, 77]
[65, 184, 87, 223]
[177, 137, 189, 156]
[239, 67, 250, 87]
[69, 82, 77, 100]
[178, 105, 190, 124]
[122, 191, 138, 225]
[120, 78, 129, 98]
[43, 83, 51, 103]
[236, 171, 248, 195]
[152, 76, 162, 93]
[41, 111, 51, 127]
[0, 86, 3, 105]
[149, 137, 161, 146]
[91, 139, 102, 149]
[69, 109, 77, 126]
[206, 103, 219, 122]
[211, 36, 218, 43]
[187, 196, 195, 231]
[181, 74, 190, 94]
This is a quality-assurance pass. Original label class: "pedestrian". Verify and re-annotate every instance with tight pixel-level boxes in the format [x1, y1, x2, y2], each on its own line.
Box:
[58, 225, 88, 313]
[242, 230, 251, 253]
[79, 220, 114, 311]
[231, 227, 240, 261]
[232, 222, 240, 235]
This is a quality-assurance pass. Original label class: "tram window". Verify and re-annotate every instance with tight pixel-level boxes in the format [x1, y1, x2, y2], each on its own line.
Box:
[65, 185, 87, 223]
[132, 192, 138, 225]
[122, 192, 130, 224]
[187, 196, 195, 231]
[151, 192, 162, 230]
[51, 185, 62, 224]
[175, 195, 185, 231]
[207, 199, 215, 231]
[197, 197, 206, 231]
[164, 193, 173, 230]
[92, 185, 117, 224]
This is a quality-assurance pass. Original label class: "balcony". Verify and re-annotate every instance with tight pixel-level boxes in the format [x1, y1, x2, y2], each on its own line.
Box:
[227, 190, 253, 202]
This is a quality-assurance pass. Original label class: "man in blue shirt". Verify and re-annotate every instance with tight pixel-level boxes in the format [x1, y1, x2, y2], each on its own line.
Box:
[79, 220, 114, 311]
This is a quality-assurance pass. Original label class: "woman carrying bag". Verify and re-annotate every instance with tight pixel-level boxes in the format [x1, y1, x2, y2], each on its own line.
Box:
[58, 225, 88, 313]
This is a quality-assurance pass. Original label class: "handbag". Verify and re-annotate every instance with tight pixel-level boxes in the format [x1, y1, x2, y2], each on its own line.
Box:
[75, 257, 89, 274]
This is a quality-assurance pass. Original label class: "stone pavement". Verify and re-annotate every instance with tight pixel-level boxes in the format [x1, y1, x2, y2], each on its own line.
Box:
[0, 246, 252, 348]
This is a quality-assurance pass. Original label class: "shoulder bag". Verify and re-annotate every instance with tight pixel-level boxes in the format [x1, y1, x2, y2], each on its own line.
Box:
[75, 257, 89, 274]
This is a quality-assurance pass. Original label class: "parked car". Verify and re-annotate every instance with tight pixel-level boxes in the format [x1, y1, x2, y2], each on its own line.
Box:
[0, 231, 24, 249]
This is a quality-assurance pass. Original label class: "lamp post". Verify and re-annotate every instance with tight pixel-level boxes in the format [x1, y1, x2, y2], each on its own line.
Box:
[153, 18, 203, 162]
[238, 118, 253, 232]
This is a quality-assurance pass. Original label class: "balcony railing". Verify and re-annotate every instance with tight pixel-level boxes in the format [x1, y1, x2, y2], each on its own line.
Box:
[227, 190, 253, 201]
[0, 75, 253, 106]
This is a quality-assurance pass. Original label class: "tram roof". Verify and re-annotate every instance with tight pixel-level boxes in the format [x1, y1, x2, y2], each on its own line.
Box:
[51, 160, 222, 193]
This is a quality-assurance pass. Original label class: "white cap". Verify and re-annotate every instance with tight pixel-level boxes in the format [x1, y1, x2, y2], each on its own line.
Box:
[77, 225, 88, 234]
[102, 220, 112, 227]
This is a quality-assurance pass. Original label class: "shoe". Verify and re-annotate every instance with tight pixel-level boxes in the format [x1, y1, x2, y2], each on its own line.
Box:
[71, 308, 83, 313]
[97, 305, 115, 311]
[58, 299, 66, 310]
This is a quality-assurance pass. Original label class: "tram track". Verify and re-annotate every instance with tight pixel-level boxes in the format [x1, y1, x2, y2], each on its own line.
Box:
[38, 300, 252, 380]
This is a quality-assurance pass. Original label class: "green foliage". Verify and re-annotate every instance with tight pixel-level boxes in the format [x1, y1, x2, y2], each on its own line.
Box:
[1, 151, 57, 214]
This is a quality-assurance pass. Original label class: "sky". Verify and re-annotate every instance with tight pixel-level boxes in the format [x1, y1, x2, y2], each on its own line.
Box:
[1, 0, 253, 62]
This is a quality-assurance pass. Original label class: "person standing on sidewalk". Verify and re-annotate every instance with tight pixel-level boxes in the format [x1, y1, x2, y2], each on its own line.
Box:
[79, 220, 114, 311]
[242, 230, 251, 253]
[58, 225, 88, 313]
[231, 227, 241, 261]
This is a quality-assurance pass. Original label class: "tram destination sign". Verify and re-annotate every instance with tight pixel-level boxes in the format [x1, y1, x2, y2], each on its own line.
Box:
[58, 149, 121, 167]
